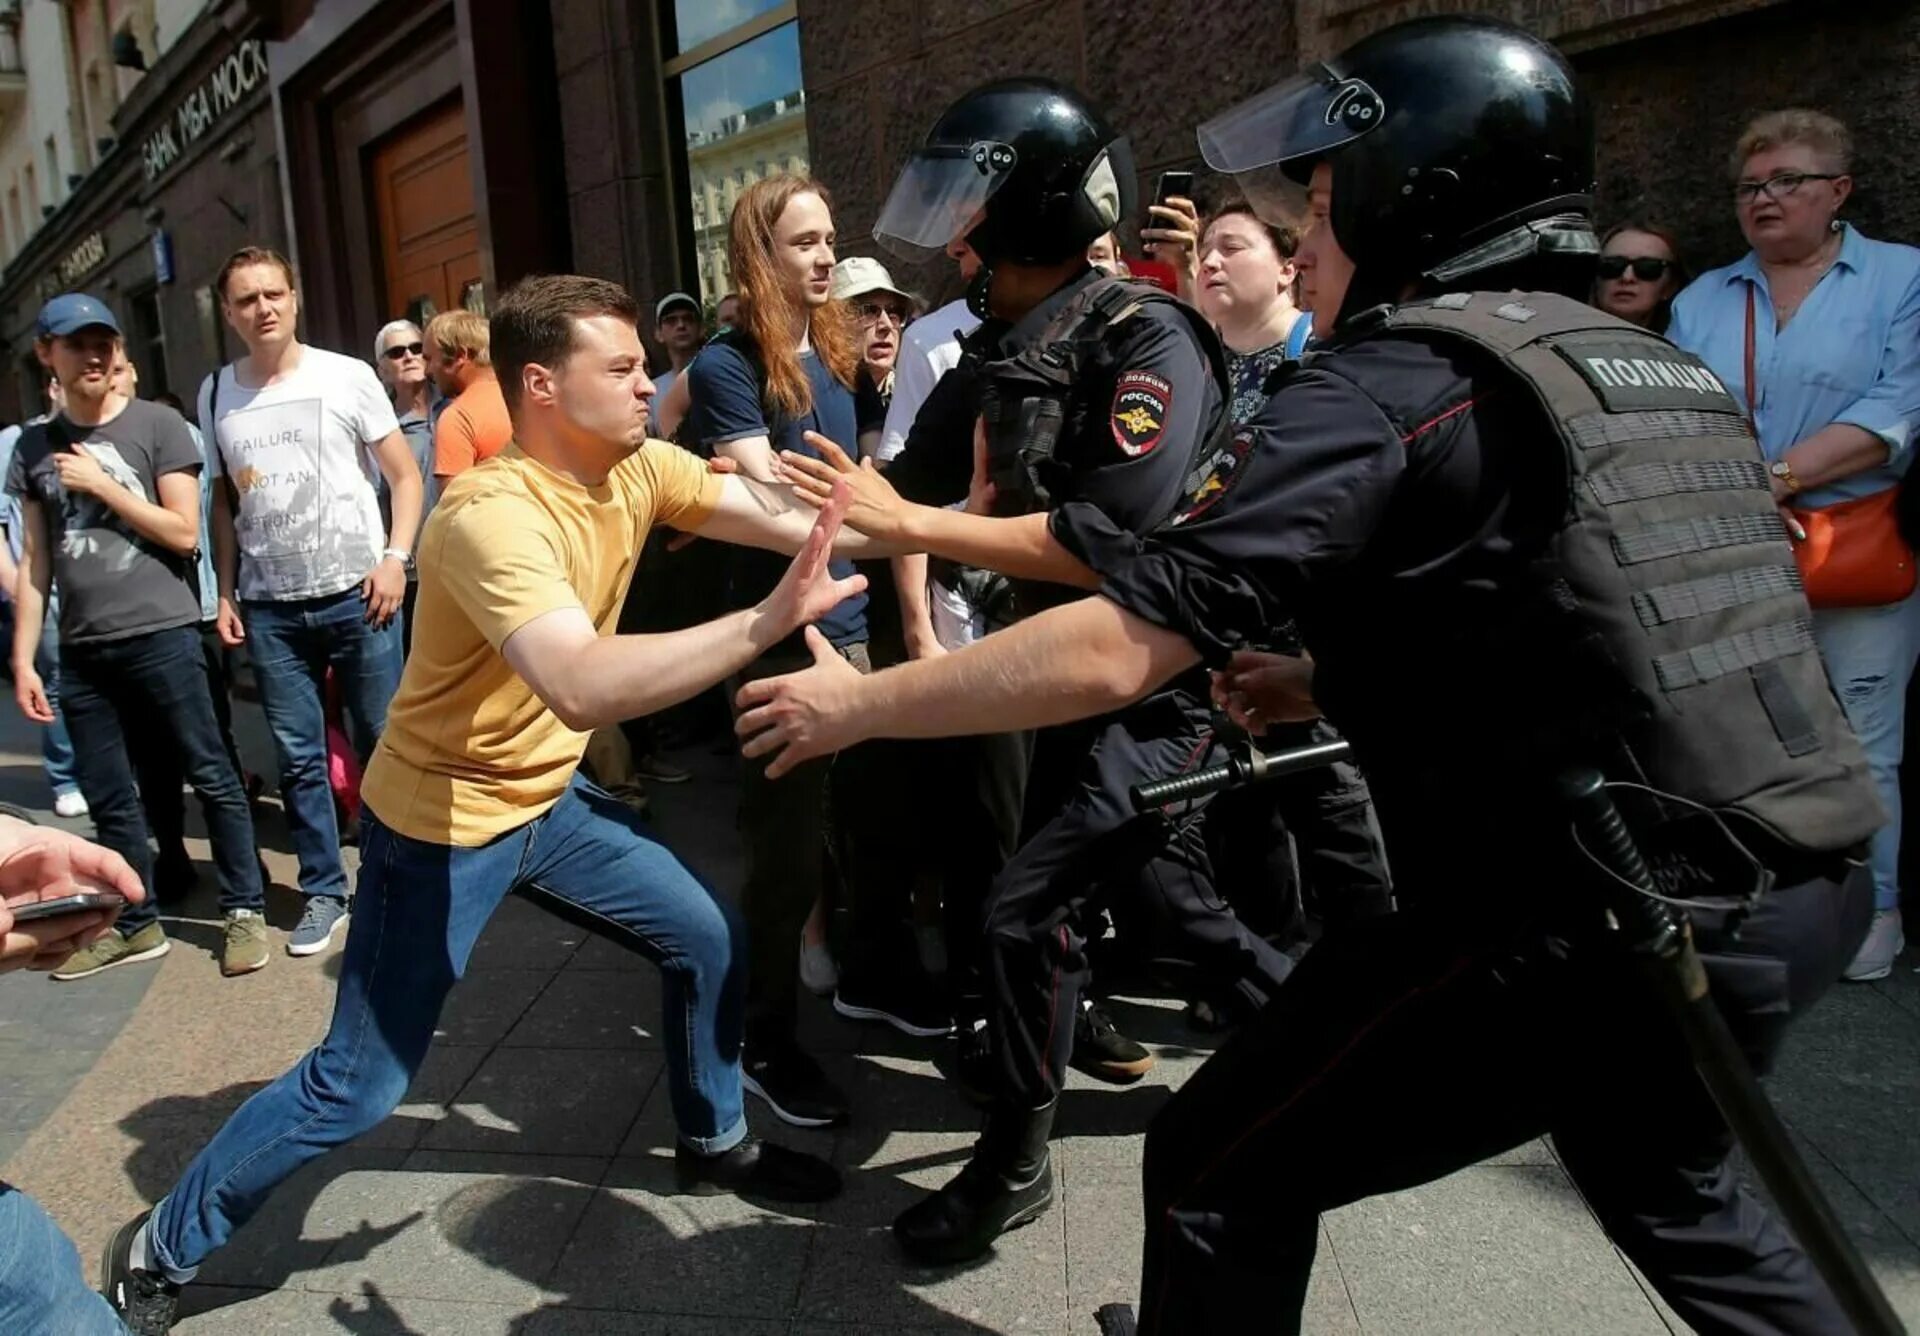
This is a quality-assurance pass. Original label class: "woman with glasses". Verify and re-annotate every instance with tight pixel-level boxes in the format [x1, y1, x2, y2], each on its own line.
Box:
[1592, 222, 1685, 332]
[1669, 108, 1920, 982]
[372, 320, 440, 653]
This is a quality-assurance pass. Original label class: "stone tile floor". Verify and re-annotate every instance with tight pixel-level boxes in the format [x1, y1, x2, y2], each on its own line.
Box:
[0, 708, 1916, 1334]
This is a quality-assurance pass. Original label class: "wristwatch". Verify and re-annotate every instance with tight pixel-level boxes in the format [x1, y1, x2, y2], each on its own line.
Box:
[1768, 460, 1802, 495]
[383, 547, 415, 573]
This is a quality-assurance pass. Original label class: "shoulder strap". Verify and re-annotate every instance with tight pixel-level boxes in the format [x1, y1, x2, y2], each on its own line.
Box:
[1285, 314, 1314, 360]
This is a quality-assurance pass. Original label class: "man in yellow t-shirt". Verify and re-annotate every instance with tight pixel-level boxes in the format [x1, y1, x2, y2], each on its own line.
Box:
[114, 275, 890, 1321]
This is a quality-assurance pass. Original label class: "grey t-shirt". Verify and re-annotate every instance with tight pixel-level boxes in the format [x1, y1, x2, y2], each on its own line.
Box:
[4, 400, 204, 646]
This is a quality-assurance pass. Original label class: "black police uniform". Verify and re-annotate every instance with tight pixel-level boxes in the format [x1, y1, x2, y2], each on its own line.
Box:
[889, 266, 1296, 1109]
[1051, 306, 1876, 1334]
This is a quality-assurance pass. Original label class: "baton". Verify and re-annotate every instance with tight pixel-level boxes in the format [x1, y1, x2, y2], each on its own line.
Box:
[1130, 738, 1353, 811]
[1562, 770, 1905, 1336]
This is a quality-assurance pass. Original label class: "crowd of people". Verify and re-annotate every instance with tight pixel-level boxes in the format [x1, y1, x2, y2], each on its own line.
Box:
[0, 14, 1913, 1334]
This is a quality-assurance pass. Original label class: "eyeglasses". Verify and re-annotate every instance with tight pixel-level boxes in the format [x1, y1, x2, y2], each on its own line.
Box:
[854, 301, 909, 326]
[1596, 255, 1674, 282]
[381, 341, 424, 360]
[1733, 172, 1841, 205]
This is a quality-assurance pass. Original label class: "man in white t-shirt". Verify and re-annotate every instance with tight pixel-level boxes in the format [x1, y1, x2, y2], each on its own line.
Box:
[198, 246, 424, 957]
[876, 262, 984, 654]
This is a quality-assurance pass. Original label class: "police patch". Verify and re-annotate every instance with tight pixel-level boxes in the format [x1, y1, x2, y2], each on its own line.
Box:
[1111, 371, 1171, 457]
[1170, 430, 1254, 526]
[1550, 334, 1743, 416]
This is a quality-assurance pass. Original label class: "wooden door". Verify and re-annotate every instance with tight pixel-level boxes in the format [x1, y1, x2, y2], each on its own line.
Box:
[369, 98, 483, 324]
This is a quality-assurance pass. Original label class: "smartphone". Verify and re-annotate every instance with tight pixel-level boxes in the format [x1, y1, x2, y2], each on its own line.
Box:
[10, 892, 126, 923]
[1154, 170, 1194, 207]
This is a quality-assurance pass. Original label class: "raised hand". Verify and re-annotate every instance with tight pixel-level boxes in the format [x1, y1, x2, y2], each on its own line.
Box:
[779, 431, 912, 542]
[734, 626, 866, 779]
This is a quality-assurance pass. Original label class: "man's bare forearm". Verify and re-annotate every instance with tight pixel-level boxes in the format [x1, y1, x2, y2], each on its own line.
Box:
[848, 595, 1198, 738]
[92, 482, 197, 555]
[212, 484, 241, 600]
[898, 507, 1099, 589]
[558, 606, 790, 731]
[9, 508, 51, 673]
[892, 552, 939, 653]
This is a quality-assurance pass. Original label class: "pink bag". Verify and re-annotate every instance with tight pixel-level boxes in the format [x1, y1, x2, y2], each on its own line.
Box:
[325, 671, 363, 824]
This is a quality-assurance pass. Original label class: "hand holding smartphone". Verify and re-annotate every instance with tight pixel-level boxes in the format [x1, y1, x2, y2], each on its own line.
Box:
[10, 891, 127, 923]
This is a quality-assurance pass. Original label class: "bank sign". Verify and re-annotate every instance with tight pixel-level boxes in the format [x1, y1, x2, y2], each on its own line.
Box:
[142, 41, 269, 182]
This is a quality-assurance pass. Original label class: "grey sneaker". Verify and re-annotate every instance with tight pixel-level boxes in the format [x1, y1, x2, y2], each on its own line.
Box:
[221, 909, 271, 977]
[50, 922, 170, 981]
[288, 896, 348, 957]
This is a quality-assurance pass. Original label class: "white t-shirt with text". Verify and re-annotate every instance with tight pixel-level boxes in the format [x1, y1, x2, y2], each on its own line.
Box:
[198, 346, 399, 602]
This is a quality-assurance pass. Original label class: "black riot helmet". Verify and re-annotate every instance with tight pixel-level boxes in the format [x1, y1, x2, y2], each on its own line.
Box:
[875, 78, 1136, 312]
[1198, 17, 1597, 322]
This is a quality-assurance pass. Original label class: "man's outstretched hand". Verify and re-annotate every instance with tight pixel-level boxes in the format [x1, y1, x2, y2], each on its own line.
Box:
[782, 431, 913, 543]
[760, 476, 868, 643]
[735, 626, 868, 779]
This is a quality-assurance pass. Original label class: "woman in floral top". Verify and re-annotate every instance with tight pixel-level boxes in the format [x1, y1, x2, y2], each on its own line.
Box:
[1194, 202, 1314, 426]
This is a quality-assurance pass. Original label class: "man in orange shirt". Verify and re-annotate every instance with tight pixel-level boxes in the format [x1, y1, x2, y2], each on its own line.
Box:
[426, 309, 512, 479]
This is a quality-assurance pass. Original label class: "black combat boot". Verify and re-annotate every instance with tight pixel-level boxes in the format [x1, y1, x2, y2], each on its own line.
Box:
[893, 1099, 1057, 1264]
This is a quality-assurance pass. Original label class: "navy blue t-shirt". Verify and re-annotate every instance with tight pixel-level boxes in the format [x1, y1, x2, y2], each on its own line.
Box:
[683, 332, 868, 649]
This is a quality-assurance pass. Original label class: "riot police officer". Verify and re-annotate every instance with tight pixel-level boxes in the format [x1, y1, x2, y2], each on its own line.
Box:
[853, 77, 1297, 1264]
[740, 18, 1881, 1333]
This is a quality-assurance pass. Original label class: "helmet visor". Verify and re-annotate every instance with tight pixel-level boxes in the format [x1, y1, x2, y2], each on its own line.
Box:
[873, 143, 1018, 261]
[1197, 64, 1384, 225]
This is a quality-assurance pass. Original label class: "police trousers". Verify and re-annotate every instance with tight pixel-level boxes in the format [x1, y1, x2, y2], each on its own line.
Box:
[1136, 860, 1874, 1335]
[985, 683, 1294, 1106]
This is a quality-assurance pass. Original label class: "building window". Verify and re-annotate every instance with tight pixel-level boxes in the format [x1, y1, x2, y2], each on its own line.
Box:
[665, 4, 809, 309]
[43, 136, 60, 203]
[127, 289, 170, 397]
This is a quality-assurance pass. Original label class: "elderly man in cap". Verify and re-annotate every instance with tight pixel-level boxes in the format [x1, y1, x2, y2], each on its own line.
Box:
[6, 294, 270, 980]
[829, 257, 917, 458]
[649, 291, 707, 436]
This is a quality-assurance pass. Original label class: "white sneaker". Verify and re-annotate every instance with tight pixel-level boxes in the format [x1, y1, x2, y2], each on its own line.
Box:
[53, 791, 88, 818]
[799, 939, 838, 996]
[1844, 908, 1905, 982]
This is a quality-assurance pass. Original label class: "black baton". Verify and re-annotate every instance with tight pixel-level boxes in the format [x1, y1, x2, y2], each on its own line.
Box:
[1561, 769, 1904, 1336]
[1130, 739, 1353, 811]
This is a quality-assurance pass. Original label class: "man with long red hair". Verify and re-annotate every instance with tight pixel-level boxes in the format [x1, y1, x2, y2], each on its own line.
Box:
[683, 177, 945, 1132]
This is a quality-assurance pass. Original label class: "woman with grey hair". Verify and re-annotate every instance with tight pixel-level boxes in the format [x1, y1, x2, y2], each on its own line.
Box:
[1669, 109, 1920, 981]
[371, 319, 439, 651]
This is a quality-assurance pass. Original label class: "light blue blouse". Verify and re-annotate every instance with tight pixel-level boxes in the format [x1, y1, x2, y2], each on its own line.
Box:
[1667, 223, 1920, 509]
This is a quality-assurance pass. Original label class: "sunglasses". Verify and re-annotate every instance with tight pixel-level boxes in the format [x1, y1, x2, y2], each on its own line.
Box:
[381, 341, 425, 360]
[854, 301, 910, 325]
[1596, 256, 1674, 282]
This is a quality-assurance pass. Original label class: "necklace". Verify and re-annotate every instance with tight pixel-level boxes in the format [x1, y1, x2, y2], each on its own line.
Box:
[1764, 234, 1840, 324]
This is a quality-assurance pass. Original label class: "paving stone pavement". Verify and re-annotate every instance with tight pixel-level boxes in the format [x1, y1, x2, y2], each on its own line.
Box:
[1, 705, 1917, 1334]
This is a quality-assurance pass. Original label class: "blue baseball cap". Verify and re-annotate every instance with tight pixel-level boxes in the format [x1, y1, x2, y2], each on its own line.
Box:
[35, 293, 122, 339]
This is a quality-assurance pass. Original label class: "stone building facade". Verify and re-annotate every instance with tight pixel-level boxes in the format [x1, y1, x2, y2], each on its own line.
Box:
[793, 0, 1919, 304]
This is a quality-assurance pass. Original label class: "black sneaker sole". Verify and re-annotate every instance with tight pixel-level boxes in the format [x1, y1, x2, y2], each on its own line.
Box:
[833, 993, 954, 1038]
[741, 1071, 846, 1128]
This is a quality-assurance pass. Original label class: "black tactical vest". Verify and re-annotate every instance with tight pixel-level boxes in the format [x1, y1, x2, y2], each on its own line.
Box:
[1376, 292, 1881, 855]
[975, 275, 1230, 519]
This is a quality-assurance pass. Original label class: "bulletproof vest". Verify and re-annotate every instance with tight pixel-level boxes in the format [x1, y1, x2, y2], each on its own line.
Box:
[1376, 291, 1881, 855]
[975, 275, 1230, 518]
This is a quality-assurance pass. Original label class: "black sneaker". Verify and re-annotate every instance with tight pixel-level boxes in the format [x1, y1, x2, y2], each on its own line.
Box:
[741, 1046, 849, 1127]
[834, 972, 954, 1038]
[675, 1135, 842, 1203]
[1070, 999, 1154, 1084]
[101, 1211, 179, 1335]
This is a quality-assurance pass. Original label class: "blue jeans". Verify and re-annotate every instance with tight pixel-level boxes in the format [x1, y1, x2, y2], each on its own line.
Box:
[60, 625, 266, 933]
[0, 1184, 123, 1334]
[242, 589, 403, 901]
[34, 619, 78, 798]
[148, 773, 747, 1274]
[1813, 588, 1920, 911]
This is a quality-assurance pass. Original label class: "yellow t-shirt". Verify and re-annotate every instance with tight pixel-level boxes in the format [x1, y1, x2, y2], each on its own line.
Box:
[361, 440, 722, 845]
